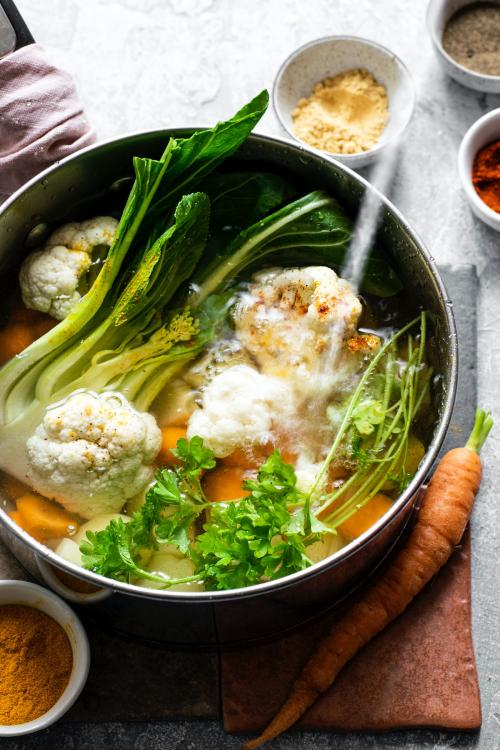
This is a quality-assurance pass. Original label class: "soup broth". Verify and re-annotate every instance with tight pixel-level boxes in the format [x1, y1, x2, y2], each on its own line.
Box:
[0, 97, 435, 592]
[1, 261, 431, 592]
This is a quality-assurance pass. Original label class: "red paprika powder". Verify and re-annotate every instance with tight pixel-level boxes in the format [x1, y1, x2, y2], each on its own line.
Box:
[472, 140, 500, 213]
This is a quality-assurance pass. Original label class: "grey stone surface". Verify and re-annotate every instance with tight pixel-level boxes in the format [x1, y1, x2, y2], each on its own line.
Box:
[2, 0, 500, 747]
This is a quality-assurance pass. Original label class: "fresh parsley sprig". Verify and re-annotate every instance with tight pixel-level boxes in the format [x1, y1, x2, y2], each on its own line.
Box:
[80, 439, 327, 590]
[193, 451, 327, 590]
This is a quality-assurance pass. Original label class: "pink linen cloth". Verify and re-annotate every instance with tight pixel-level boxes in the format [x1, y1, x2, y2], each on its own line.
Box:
[0, 43, 96, 196]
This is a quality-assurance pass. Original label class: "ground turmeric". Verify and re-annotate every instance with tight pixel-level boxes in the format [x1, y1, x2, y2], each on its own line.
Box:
[0, 604, 73, 725]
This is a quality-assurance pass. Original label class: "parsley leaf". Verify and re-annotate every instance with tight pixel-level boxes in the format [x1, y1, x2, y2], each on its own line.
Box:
[192, 451, 322, 590]
[171, 435, 216, 475]
[352, 398, 385, 435]
[80, 437, 216, 581]
[80, 517, 170, 584]
[80, 442, 327, 591]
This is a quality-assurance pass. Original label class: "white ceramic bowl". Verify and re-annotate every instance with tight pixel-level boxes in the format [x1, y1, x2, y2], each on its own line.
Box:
[427, 0, 500, 93]
[272, 35, 415, 169]
[458, 108, 500, 231]
[0, 580, 90, 736]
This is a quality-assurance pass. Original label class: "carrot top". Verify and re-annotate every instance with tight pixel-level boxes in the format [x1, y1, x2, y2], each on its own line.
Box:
[466, 409, 493, 454]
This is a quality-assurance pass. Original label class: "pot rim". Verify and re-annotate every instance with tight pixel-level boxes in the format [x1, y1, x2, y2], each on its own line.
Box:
[0, 128, 458, 603]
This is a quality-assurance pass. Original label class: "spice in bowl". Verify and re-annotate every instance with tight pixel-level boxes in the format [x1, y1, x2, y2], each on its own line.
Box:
[443, 3, 500, 76]
[291, 68, 389, 155]
[472, 139, 500, 212]
[0, 604, 73, 725]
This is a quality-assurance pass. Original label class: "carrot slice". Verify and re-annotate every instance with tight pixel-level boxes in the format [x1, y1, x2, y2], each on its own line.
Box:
[204, 466, 252, 503]
[15, 494, 78, 541]
[0, 306, 56, 366]
[157, 426, 187, 466]
[339, 493, 393, 540]
[221, 447, 263, 469]
[0, 324, 35, 364]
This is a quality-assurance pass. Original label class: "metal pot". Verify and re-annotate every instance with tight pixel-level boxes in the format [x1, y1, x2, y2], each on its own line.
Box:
[0, 131, 457, 646]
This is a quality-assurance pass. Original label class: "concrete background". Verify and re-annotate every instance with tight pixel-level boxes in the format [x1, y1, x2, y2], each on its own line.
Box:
[2, 0, 500, 747]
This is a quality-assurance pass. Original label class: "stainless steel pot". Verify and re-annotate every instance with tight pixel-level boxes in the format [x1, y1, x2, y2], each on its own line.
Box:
[0, 131, 457, 646]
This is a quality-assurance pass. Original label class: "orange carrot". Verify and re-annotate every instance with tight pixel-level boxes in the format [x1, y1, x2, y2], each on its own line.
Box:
[204, 466, 252, 503]
[14, 494, 78, 542]
[157, 426, 188, 466]
[0, 308, 56, 365]
[339, 493, 392, 540]
[0, 324, 34, 365]
[243, 409, 492, 749]
[221, 447, 263, 469]
[222, 444, 296, 470]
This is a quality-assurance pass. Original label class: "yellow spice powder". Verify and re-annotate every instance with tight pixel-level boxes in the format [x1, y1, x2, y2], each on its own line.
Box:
[292, 68, 389, 155]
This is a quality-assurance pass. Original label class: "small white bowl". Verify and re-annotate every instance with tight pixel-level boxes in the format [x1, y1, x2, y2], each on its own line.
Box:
[0, 580, 90, 736]
[427, 0, 500, 93]
[272, 35, 416, 169]
[458, 108, 500, 231]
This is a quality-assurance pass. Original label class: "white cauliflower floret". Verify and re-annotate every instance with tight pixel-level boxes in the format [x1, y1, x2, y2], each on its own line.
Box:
[186, 364, 295, 457]
[26, 390, 161, 519]
[294, 454, 326, 494]
[233, 266, 362, 398]
[19, 216, 118, 320]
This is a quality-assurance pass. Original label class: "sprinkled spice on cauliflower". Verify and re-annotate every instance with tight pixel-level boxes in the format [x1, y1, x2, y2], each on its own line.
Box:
[19, 216, 118, 320]
[26, 390, 161, 519]
[233, 266, 362, 397]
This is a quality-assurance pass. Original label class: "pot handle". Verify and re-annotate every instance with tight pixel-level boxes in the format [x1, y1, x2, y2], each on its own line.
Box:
[0, 0, 34, 56]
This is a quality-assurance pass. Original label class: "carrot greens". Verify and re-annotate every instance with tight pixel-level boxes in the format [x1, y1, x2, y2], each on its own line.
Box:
[315, 313, 430, 527]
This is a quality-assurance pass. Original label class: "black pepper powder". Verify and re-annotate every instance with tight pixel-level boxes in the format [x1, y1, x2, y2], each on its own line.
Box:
[442, 2, 500, 76]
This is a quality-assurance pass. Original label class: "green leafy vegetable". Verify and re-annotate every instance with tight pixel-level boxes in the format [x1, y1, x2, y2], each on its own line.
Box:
[81, 443, 326, 590]
[80, 517, 199, 586]
[0, 91, 269, 425]
[192, 191, 402, 305]
[314, 313, 431, 529]
[351, 398, 386, 435]
[147, 91, 269, 229]
[199, 171, 296, 251]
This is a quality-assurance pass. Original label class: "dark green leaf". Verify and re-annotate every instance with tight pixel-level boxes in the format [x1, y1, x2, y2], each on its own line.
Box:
[149, 91, 269, 223]
[112, 192, 210, 325]
[194, 191, 402, 302]
[199, 171, 296, 252]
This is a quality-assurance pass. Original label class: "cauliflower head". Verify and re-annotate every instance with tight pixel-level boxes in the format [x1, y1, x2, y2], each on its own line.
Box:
[26, 390, 161, 519]
[186, 364, 295, 457]
[19, 216, 118, 320]
[233, 266, 362, 398]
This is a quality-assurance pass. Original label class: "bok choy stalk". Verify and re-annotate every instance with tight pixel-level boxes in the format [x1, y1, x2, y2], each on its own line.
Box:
[0, 193, 212, 518]
[194, 189, 402, 301]
[0, 90, 269, 425]
[0, 93, 269, 518]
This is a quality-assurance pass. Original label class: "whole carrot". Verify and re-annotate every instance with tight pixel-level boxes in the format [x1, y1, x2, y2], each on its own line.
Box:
[243, 409, 493, 749]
